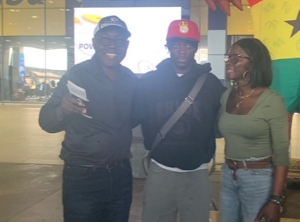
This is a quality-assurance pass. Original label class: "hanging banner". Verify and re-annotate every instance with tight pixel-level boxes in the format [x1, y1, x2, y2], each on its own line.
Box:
[247, 0, 300, 113]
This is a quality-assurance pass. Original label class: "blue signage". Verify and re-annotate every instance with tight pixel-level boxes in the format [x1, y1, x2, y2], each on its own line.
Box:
[19, 52, 25, 82]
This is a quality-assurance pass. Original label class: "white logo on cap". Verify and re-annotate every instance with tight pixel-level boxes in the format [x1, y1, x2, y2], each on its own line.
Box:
[111, 17, 118, 21]
[179, 21, 189, 34]
[100, 23, 123, 29]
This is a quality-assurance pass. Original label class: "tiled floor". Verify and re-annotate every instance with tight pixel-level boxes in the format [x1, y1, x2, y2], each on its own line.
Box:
[0, 104, 299, 222]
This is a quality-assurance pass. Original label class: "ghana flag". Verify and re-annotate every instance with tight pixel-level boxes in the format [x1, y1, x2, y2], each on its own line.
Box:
[247, 0, 300, 113]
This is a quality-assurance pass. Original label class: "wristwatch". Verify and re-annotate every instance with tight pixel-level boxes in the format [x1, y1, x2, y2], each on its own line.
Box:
[269, 194, 285, 205]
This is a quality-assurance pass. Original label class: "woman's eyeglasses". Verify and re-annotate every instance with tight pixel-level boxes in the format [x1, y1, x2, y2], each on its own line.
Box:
[94, 37, 128, 47]
[224, 54, 250, 64]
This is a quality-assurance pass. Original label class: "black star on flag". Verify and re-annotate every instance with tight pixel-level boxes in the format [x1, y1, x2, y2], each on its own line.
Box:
[285, 11, 300, 38]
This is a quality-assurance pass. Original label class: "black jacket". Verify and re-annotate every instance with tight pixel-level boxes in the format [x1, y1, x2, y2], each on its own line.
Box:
[39, 55, 138, 165]
[132, 58, 226, 170]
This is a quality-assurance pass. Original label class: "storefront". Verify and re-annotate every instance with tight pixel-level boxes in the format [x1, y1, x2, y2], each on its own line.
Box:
[0, 0, 81, 101]
[0, 0, 253, 102]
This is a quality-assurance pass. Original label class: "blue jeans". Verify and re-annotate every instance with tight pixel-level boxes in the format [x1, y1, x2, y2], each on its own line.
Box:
[219, 164, 273, 222]
[62, 160, 133, 222]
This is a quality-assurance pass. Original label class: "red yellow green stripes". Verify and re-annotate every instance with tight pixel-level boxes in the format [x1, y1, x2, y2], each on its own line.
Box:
[271, 59, 300, 113]
[247, 0, 300, 112]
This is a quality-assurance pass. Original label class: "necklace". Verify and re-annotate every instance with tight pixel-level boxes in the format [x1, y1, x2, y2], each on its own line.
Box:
[236, 89, 255, 108]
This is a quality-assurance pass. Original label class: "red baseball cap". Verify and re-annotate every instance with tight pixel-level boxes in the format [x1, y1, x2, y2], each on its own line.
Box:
[166, 19, 200, 42]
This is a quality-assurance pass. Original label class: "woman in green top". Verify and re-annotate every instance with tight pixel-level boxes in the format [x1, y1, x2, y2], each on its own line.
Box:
[218, 38, 289, 222]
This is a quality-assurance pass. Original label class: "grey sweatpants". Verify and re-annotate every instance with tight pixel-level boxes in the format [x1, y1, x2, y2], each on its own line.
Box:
[142, 161, 212, 222]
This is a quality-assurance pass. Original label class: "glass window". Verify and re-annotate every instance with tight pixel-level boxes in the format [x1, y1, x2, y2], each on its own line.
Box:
[42, 37, 71, 99]
[3, 37, 46, 101]
[46, 37, 69, 70]
[46, 9, 66, 35]
[3, 9, 45, 36]
[46, 0, 65, 8]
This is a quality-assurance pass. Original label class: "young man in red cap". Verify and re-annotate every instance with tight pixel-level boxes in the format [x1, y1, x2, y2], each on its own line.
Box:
[132, 19, 226, 221]
[39, 15, 137, 222]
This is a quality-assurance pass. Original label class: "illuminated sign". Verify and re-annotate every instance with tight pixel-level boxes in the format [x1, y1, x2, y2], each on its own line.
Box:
[74, 7, 181, 74]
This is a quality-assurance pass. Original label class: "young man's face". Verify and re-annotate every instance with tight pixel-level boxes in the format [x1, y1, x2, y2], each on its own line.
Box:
[167, 39, 198, 71]
[92, 26, 129, 68]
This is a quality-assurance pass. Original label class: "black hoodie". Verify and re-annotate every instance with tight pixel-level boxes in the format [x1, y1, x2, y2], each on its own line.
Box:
[133, 58, 226, 170]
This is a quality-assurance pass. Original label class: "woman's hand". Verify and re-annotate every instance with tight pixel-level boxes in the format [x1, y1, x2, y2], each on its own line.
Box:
[255, 202, 281, 222]
[255, 165, 288, 222]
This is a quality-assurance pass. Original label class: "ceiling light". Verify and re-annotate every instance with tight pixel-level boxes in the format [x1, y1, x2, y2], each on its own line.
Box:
[32, 16, 38, 18]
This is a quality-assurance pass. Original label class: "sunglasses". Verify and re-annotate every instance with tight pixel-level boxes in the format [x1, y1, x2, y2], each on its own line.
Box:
[224, 54, 250, 64]
[94, 37, 128, 47]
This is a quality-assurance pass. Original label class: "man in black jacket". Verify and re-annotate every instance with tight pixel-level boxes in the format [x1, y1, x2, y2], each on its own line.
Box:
[133, 19, 225, 222]
[39, 16, 137, 222]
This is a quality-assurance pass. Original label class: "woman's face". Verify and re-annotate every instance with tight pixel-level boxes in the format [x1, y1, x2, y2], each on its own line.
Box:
[225, 44, 251, 81]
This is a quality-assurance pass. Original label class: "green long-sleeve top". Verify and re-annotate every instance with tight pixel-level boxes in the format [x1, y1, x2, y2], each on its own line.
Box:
[218, 88, 290, 166]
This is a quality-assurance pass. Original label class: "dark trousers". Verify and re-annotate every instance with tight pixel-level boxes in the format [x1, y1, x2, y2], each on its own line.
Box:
[62, 160, 133, 222]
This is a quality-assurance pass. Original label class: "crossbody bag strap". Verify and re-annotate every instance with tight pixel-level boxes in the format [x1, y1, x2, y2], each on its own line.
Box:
[150, 72, 208, 154]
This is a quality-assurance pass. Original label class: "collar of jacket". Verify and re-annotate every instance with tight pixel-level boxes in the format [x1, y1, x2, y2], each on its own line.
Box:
[156, 58, 212, 78]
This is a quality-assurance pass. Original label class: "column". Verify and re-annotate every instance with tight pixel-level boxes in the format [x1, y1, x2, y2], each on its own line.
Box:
[207, 6, 227, 84]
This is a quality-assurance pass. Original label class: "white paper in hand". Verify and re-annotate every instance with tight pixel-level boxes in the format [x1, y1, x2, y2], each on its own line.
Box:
[66, 80, 92, 119]
[66, 80, 89, 102]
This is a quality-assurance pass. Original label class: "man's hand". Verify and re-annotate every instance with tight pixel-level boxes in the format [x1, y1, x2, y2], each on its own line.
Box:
[61, 94, 87, 115]
[255, 202, 281, 222]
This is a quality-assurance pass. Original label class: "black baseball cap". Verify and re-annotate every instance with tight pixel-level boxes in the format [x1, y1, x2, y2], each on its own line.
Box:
[93, 15, 131, 38]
